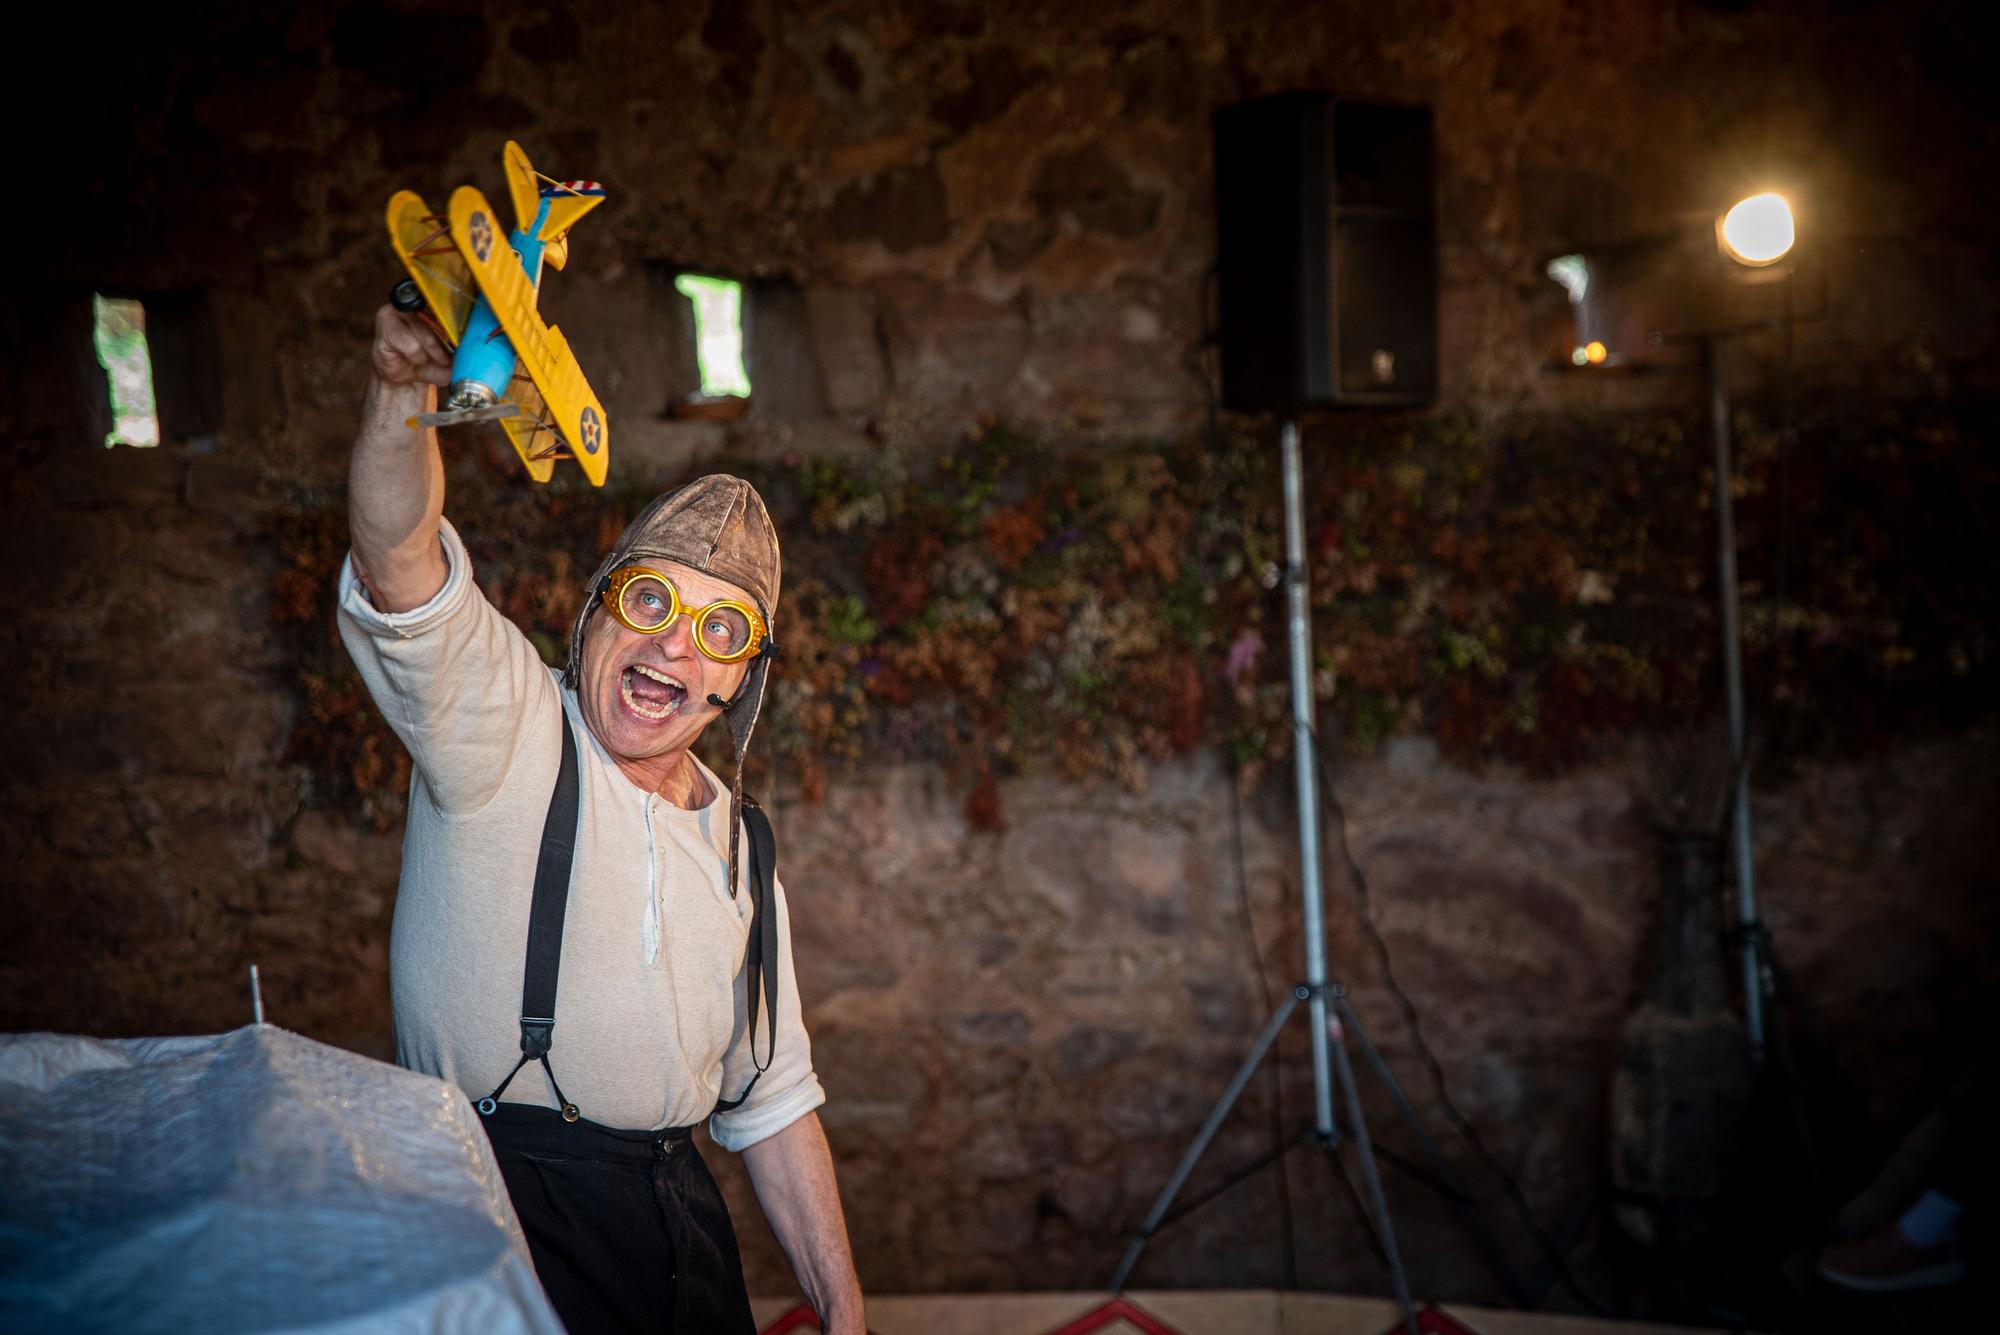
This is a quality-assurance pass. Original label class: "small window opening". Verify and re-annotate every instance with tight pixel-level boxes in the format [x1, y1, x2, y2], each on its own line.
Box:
[1546, 253, 1590, 305]
[92, 294, 160, 447]
[673, 274, 752, 398]
[1546, 253, 1613, 367]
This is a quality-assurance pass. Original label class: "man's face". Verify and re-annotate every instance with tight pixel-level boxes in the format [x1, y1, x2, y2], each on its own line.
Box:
[577, 559, 754, 784]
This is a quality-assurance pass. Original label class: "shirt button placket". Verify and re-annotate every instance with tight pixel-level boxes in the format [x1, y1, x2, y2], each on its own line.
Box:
[643, 793, 661, 967]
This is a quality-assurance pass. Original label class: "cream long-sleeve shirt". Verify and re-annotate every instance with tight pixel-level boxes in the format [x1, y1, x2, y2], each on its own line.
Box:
[336, 518, 824, 1149]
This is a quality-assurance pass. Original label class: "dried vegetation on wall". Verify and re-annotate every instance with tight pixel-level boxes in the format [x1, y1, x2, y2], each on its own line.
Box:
[276, 386, 1997, 836]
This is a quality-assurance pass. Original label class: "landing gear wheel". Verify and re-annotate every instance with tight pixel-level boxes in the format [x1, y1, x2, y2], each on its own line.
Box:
[390, 278, 423, 313]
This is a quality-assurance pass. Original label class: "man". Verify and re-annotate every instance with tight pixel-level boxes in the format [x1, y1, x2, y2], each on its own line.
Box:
[338, 304, 864, 1334]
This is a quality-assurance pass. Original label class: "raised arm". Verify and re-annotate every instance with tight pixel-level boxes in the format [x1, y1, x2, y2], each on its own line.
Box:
[350, 305, 453, 612]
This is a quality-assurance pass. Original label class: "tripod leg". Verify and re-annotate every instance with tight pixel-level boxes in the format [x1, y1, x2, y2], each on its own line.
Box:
[1327, 1002, 1422, 1335]
[1110, 989, 1300, 1292]
[1339, 995, 1536, 1306]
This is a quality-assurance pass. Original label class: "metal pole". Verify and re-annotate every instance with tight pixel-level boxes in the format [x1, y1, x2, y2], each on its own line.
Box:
[248, 963, 266, 1026]
[1281, 419, 1336, 1138]
[1284, 421, 1418, 1335]
[1109, 990, 1300, 1292]
[1108, 422, 1419, 1331]
[1708, 338, 1765, 1064]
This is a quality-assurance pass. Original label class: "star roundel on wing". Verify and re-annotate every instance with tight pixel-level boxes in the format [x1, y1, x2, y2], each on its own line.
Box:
[579, 405, 603, 455]
[469, 211, 493, 262]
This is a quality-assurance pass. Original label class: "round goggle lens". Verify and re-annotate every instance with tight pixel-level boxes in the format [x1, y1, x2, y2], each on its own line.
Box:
[618, 574, 676, 632]
[695, 605, 753, 659]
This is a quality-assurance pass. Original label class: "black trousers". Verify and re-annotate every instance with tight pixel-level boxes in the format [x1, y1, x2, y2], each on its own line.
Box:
[481, 1103, 757, 1335]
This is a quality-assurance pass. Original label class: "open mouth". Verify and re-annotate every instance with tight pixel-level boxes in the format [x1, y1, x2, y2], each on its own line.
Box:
[620, 662, 687, 721]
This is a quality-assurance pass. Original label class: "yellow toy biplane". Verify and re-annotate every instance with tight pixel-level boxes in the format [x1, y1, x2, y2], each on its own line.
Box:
[386, 141, 610, 485]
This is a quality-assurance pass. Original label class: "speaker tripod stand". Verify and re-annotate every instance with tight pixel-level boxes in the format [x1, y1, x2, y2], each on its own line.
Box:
[1108, 422, 1422, 1335]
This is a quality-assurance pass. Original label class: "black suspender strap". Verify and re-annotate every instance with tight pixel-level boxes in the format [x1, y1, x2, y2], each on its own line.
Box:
[478, 708, 582, 1121]
[471, 707, 781, 1124]
[714, 798, 780, 1114]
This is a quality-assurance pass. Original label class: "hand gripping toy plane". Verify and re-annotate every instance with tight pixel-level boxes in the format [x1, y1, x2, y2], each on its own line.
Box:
[385, 141, 610, 485]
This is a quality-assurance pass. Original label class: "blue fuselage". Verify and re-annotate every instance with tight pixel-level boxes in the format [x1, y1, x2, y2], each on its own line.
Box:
[449, 197, 551, 405]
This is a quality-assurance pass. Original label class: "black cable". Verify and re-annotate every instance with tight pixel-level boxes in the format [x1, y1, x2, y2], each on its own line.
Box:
[1774, 276, 1795, 700]
[1194, 279, 1300, 1289]
[1156, 1127, 1311, 1238]
[1316, 743, 1613, 1317]
[1324, 1135, 1395, 1281]
[1144, 1096, 1483, 1243]
[1183, 318, 1593, 1308]
[1186, 311, 1597, 1309]
[1226, 759, 1300, 1289]
[1529, 1176, 1607, 1308]
[1725, 300, 1848, 1245]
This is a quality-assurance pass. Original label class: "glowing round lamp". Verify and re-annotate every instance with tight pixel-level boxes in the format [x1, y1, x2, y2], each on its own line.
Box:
[1584, 340, 1608, 365]
[1719, 192, 1795, 266]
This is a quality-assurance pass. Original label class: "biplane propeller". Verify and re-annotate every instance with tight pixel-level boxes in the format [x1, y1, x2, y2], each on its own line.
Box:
[385, 141, 610, 485]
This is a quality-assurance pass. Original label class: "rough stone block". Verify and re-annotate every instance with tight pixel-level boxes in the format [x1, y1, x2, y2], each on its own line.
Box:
[948, 1008, 1032, 1047]
[1053, 1025, 1141, 1077]
[802, 287, 886, 418]
[744, 281, 826, 420]
[874, 277, 1031, 426]
[611, 419, 728, 489]
[37, 444, 182, 512]
[182, 456, 282, 519]
[290, 808, 400, 884]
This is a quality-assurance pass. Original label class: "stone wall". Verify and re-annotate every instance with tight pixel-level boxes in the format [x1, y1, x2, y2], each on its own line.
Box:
[24, 0, 1999, 475]
[6, 0, 1997, 1309]
[701, 733, 1999, 1298]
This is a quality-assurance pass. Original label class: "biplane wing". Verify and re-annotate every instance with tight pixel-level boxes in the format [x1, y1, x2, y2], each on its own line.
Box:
[446, 184, 610, 487]
[497, 375, 557, 484]
[385, 190, 475, 346]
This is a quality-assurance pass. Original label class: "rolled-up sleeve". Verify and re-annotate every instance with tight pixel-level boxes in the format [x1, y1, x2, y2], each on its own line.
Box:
[708, 874, 826, 1151]
[336, 518, 557, 815]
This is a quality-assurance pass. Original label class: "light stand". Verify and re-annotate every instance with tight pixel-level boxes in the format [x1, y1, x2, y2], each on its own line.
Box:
[1665, 197, 1841, 1254]
[1698, 276, 1831, 1218]
[1679, 192, 1816, 1065]
[1704, 333, 1767, 1066]
[1109, 421, 1422, 1335]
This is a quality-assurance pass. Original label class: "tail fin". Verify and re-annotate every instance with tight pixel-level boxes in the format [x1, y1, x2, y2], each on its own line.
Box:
[503, 141, 540, 236]
[537, 180, 608, 270]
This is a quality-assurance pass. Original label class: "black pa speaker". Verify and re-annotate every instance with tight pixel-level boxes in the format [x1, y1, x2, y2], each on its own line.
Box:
[1214, 94, 1438, 411]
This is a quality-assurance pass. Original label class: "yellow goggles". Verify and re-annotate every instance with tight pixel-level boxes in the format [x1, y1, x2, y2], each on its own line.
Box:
[597, 566, 770, 664]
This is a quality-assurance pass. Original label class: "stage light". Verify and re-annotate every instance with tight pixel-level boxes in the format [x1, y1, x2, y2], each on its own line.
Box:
[1718, 192, 1795, 267]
